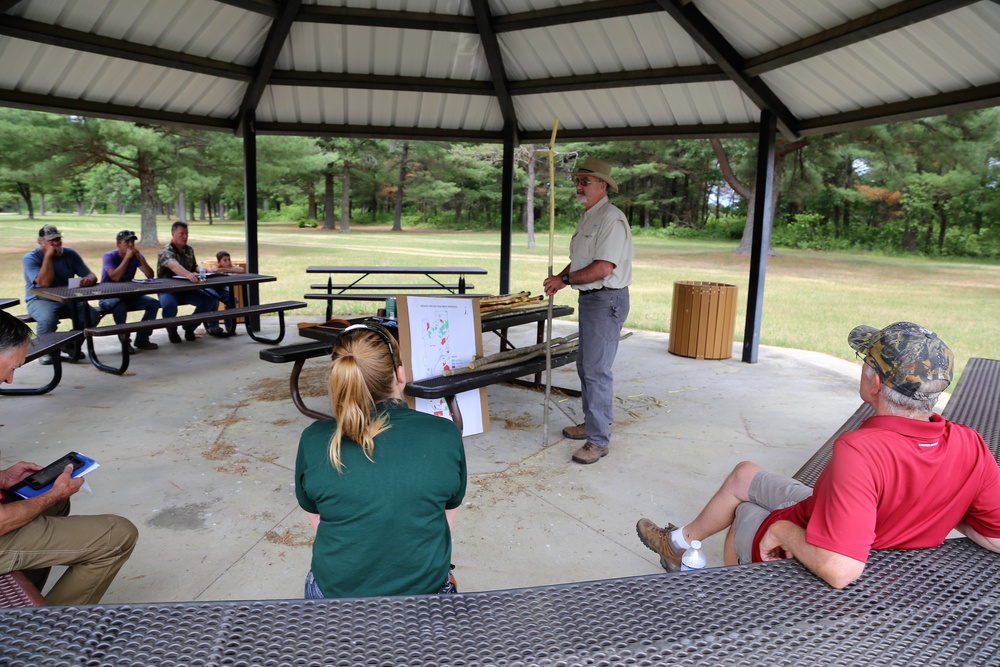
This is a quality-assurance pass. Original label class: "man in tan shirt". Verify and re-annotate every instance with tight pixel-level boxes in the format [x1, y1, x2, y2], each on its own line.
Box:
[543, 157, 634, 464]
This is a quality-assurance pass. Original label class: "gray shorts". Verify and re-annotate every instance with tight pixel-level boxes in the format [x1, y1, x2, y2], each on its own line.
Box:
[732, 470, 813, 564]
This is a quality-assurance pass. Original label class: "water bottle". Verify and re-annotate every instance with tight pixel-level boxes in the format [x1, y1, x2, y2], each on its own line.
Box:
[385, 296, 397, 320]
[681, 540, 707, 571]
[199, 265, 206, 281]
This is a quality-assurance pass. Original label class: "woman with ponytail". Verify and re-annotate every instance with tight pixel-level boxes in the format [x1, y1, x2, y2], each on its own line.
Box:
[295, 323, 467, 598]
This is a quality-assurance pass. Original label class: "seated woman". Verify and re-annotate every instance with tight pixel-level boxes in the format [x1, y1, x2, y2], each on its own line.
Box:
[295, 323, 467, 598]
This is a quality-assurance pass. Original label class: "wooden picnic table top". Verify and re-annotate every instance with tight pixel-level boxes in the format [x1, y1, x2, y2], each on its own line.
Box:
[29, 273, 277, 304]
[2, 538, 995, 666]
[306, 265, 488, 275]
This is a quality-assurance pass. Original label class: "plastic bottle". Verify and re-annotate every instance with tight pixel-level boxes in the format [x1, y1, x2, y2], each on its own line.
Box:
[199, 265, 207, 281]
[385, 296, 397, 320]
[680, 540, 707, 571]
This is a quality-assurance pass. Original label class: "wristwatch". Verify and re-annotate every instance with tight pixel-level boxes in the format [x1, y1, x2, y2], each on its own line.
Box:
[561, 273, 571, 285]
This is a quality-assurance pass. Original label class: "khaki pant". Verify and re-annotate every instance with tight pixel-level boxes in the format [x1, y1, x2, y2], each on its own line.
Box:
[0, 498, 138, 605]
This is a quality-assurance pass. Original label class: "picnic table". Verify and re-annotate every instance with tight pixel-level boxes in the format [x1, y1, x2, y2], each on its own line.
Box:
[1, 537, 996, 665]
[305, 265, 488, 321]
[30, 274, 304, 374]
[0, 297, 18, 310]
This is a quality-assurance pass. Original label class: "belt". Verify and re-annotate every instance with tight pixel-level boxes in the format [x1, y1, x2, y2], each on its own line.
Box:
[580, 286, 626, 294]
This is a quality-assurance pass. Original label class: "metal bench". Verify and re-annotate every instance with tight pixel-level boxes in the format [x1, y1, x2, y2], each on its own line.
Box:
[0, 330, 84, 396]
[793, 357, 1000, 486]
[84, 301, 307, 374]
[259, 340, 334, 420]
[0, 571, 46, 608]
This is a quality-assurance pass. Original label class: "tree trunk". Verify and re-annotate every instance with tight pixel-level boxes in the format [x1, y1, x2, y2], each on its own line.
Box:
[525, 144, 536, 249]
[176, 190, 187, 223]
[307, 189, 317, 220]
[711, 138, 777, 256]
[137, 154, 159, 245]
[340, 163, 351, 232]
[937, 205, 948, 254]
[16, 183, 34, 219]
[199, 198, 207, 221]
[324, 167, 335, 229]
[393, 141, 408, 231]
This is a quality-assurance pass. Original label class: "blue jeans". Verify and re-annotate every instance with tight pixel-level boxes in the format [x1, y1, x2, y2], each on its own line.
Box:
[158, 289, 221, 335]
[26, 298, 100, 337]
[576, 287, 630, 448]
[203, 287, 237, 333]
[98, 295, 159, 344]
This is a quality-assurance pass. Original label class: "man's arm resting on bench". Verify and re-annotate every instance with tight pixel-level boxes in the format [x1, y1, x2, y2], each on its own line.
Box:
[955, 520, 1000, 553]
[759, 520, 866, 589]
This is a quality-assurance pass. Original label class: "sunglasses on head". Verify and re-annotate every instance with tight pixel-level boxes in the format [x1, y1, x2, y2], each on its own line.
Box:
[340, 323, 396, 363]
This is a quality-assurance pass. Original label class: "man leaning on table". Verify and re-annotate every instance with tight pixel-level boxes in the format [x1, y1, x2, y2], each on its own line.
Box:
[156, 221, 229, 343]
[636, 322, 1000, 588]
[99, 229, 160, 353]
[0, 310, 138, 605]
[22, 224, 100, 365]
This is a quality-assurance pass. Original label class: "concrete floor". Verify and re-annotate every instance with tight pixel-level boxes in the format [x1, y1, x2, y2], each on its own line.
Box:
[0, 316, 870, 603]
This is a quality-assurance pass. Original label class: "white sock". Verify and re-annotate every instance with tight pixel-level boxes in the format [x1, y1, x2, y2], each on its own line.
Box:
[671, 526, 690, 550]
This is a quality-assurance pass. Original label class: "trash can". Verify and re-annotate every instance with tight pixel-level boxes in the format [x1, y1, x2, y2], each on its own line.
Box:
[668, 281, 738, 360]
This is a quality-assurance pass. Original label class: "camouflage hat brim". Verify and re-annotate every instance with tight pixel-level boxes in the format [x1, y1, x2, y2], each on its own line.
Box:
[848, 325, 879, 356]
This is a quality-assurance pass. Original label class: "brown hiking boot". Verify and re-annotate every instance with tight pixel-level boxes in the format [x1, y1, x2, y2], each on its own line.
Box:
[562, 423, 588, 440]
[636, 519, 683, 572]
[571, 442, 608, 464]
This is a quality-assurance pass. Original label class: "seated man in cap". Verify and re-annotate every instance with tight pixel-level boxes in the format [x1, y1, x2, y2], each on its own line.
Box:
[22, 224, 100, 364]
[98, 230, 160, 352]
[0, 310, 139, 605]
[156, 221, 228, 342]
[636, 322, 1000, 588]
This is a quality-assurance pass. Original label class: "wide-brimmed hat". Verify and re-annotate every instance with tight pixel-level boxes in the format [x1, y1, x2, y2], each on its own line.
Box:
[848, 321, 954, 400]
[38, 224, 62, 240]
[573, 157, 618, 193]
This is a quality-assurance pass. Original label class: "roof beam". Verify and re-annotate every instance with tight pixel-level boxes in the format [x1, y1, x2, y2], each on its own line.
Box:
[745, 0, 981, 76]
[798, 82, 1000, 136]
[509, 64, 727, 94]
[268, 70, 495, 95]
[297, 4, 477, 32]
[0, 89, 236, 132]
[492, 0, 660, 32]
[0, 16, 253, 80]
[653, 0, 800, 140]
[469, 0, 519, 144]
[270, 64, 725, 96]
[257, 120, 759, 142]
[235, 0, 301, 136]
[212, 0, 279, 16]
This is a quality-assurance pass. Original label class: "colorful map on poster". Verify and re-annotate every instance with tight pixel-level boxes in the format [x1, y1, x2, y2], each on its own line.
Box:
[405, 296, 483, 435]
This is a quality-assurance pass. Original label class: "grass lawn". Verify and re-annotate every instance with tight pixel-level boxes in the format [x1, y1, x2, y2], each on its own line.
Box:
[2, 212, 998, 386]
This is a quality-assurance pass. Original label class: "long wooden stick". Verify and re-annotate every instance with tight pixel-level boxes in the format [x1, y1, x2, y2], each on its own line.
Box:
[544, 119, 559, 446]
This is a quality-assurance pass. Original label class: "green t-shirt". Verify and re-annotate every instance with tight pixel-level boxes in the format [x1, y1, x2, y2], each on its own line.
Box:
[295, 400, 467, 598]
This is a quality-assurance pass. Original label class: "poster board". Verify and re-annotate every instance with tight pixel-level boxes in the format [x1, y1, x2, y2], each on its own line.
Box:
[397, 295, 490, 436]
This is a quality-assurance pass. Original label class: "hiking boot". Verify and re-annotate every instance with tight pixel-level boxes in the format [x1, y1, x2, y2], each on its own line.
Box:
[136, 340, 159, 351]
[562, 423, 588, 440]
[571, 442, 608, 464]
[184, 329, 197, 341]
[168, 331, 183, 344]
[636, 519, 683, 572]
[63, 348, 85, 363]
[207, 328, 232, 338]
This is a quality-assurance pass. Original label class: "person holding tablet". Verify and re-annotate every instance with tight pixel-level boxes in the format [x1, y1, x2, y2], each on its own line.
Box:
[294, 323, 467, 598]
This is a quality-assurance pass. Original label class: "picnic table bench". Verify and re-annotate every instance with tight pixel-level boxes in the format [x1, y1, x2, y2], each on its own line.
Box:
[2, 537, 997, 664]
[30, 275, 305, 375]
[306, 266, 488, 321]
[262, 306, 576, 423]
[0, 330, 83, 396]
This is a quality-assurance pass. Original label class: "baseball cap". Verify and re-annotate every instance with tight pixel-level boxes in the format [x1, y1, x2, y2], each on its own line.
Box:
[116, 230, 138, 243]
[38, 224, 62, 240]
[573, 157, 618, 193]
[848, 321, 954, 400]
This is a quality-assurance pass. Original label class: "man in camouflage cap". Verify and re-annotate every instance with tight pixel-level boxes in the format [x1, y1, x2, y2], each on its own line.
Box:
[635, 321, 1000, 588]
